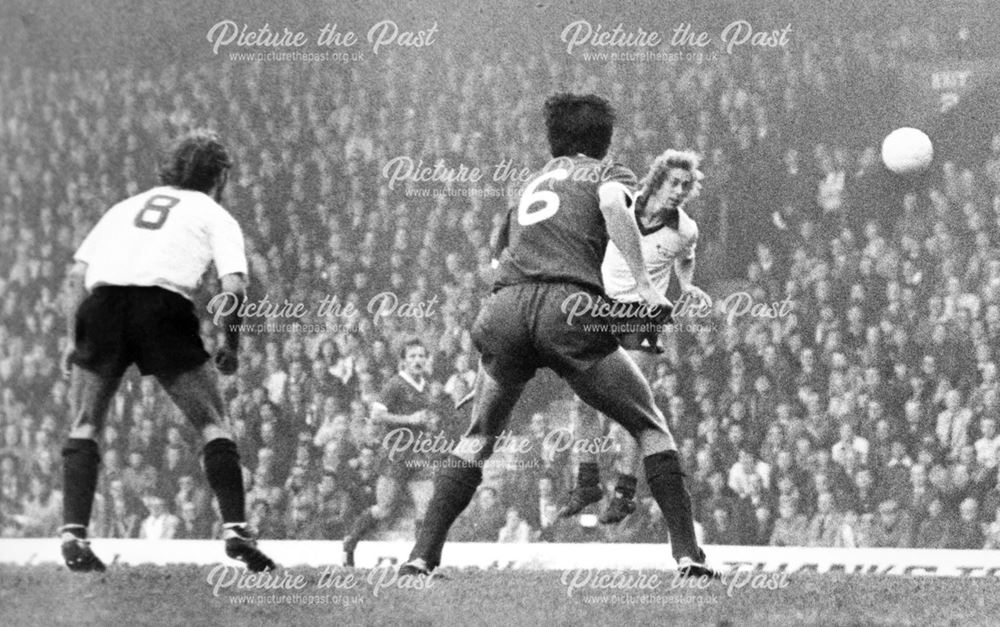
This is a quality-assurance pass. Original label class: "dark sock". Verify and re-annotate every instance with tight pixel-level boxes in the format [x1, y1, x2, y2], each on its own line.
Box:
[644, 450, 699, 562]
[410, 456, 483, 568]
[348, 507, 378, 541]
[577, 462, 600, 488]
[203, 438, 246, 524]
[614, 473, 638, 499]
[62, 438, 101, 533]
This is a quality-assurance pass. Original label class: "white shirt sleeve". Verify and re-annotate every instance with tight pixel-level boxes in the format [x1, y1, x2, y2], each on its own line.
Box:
[682, 221, 699, 261]
[209, 208, 248, 277]
[73, 214, 112, 264]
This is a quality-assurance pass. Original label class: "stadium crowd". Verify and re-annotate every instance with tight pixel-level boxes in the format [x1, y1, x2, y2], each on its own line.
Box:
[3, 25, 1000, 551]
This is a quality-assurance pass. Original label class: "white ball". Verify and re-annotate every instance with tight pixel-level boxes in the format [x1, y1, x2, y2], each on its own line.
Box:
[881, 127, 933, 174]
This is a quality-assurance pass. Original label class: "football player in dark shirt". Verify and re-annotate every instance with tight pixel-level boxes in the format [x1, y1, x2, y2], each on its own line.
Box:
[342, 339, 434, 565]
[400, 94, 718, 579]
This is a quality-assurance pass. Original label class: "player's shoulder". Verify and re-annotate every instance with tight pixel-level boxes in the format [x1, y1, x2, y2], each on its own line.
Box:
[540, 155, 636, 186]
[678, 208, 699, 240]
[165, 187, 240, 226]
[596, 158, 637, 184]
[383, 373, 407, 392]
[573, 156, 637, 186]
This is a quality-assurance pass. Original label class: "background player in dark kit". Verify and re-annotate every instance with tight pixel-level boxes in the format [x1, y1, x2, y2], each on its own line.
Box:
[342, 338, 435, 566]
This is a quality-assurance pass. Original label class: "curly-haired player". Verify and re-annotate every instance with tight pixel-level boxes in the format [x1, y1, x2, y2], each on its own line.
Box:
[558, 149, 712, 524]
[59, 129, 276, 572]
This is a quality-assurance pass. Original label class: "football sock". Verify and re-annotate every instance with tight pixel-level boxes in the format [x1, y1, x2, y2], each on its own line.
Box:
[577, 462, 600, 488]
[614, 473, 638, 499]
[410, 457, 483, 569]
[203, 438, 246, 524]
[643, 450, 699, 562]
[62, 438, 101, 532]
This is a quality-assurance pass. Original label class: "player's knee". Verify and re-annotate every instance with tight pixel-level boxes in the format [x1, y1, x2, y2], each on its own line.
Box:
[68, 423, 100, 440]
[638, 428, 676, 458]
[201, 423, 232, 443]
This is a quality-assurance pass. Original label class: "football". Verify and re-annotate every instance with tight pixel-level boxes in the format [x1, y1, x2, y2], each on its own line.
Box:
[881, 127, 934, 174]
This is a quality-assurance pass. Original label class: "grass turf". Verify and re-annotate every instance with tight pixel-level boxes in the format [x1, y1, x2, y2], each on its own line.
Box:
[1, 564, 998, 626]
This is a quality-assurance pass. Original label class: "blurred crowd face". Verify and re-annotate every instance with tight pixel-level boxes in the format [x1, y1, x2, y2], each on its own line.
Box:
[2, 35, 1000, 541]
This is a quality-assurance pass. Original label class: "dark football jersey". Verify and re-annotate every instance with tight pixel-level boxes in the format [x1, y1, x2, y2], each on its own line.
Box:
[380, 373, 431, 425]
[494, 155, 637, 294]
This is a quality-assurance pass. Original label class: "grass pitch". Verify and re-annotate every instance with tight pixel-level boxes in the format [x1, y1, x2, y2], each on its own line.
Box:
[1, 564, 998, 626]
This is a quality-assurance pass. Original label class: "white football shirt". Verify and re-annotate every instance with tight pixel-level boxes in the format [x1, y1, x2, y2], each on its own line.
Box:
[602, 205, 698, 302]
[74, 186, 247, 300]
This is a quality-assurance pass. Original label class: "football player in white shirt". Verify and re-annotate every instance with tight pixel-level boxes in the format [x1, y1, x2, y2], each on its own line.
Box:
[558, 149, 712, 524]
[59, 130, 275, 572]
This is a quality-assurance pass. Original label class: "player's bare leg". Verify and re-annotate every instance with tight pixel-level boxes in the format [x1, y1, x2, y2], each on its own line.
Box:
[158, 362, 276, 572]
[343, 476, 402, 566]
[402, 362, 526, 575]
[60, 365, 122, 572]
[565, 348, 717, 578]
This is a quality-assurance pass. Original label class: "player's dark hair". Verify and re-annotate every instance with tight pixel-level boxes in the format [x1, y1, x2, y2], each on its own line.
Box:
[544, 93, 615, 159]
[159, 129, 232, 193]
[400, 338, 426, 359]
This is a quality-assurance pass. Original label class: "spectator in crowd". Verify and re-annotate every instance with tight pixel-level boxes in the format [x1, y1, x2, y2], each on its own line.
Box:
[2, 27, 999, 547]
[703, 505, 738, 544]
[747, 505, 774, 546]
[869, 498, 914, 548]
[13, 475, 61, 537]
[139, 494, 180, 540]
[947, 498, 985, 549]
[175, 501, 214, 539]
[806, 491, 842, 547]
[248, 499, 283, 540]
[728, 449, 772, 498]
[453, 486, 506, 542]
[770, 496, 809, 547]
[831, 423, 869, 471]
[498, 508, 532, 543]
[983, 505, 1000, 549]
[914, 498, 951, 549]
[974, 417, 1000, 468]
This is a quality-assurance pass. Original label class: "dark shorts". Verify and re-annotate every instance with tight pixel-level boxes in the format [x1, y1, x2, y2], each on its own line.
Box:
[70, 285, 210, 379]
[610, 301, 674, 354]
[472, 282, 619, 384]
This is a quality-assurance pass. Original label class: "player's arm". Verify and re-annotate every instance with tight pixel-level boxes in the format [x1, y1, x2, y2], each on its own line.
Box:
[490, 206, 513, 268]
[370, 401, 428, 425]
[599, 182, 667, 307]
[215, 272, 248, 364]
[370, 379, 428, 425]
[209, 209, 250, 375]
[64, 261, 88, 337]
[674, 235, 712, 307]
[61, 258, 89, 376]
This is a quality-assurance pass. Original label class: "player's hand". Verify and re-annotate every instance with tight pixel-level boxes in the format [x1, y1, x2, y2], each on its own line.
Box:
[637, 284, 671, 310]
[683, 285, 713, 309]
[61, 342, 75, 379]
[214, 346, 239, 375]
